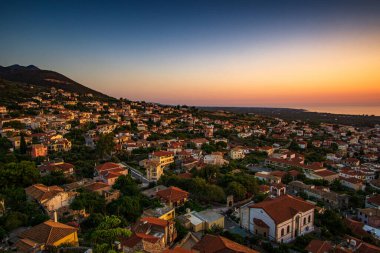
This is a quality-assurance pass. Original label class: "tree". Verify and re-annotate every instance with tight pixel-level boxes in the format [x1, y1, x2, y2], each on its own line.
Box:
[96, 133, 115, 159]
[315, 209, 348, 238]
[0, 161, 40, 188]
[19, 134, 27, 154]
[194, 165, 220, 183]
[201, 143, 216, 154]
[107, 196, 141, 222]
[113, 175, 140, 196]
[91, 215, 131, 252]
[70, 190, 106, 214]
[226, 182, 247, 201]
[0, 137, 12, 156]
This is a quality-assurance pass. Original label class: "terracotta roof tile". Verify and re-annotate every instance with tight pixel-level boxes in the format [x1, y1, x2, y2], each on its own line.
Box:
[250, 195, 314, 224]
[305, 239, 333, 253]
[19, 220, 77, 246]
[192, 234, 258, 253]
[156, 186, 189, 203]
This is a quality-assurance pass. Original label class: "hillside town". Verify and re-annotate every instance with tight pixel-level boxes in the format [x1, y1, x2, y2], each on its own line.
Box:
[0, 87, 380, 253]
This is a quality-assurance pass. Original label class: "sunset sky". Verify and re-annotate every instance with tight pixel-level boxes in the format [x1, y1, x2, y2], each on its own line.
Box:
[1, 0, 380, 108]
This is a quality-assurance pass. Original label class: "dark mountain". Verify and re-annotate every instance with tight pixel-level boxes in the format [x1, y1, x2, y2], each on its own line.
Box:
[0, 65, 110, 98]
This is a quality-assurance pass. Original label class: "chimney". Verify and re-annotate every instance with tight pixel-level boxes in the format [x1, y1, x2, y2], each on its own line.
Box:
[53, 210, 58, 222]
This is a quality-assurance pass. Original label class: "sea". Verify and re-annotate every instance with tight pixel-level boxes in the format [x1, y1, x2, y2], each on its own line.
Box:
[303, 105, 380, 116]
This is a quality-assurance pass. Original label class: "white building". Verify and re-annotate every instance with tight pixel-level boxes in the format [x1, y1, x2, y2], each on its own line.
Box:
[248, 195, 315, 243]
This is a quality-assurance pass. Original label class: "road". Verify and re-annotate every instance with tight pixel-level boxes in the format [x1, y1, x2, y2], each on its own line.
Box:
[121, 162, 150, 185]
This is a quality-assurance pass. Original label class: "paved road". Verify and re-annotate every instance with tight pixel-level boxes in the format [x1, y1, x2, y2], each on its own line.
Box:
[121, 162, 150, 185]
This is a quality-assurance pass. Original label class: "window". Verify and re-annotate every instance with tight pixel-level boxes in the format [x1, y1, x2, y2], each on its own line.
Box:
[281, 228, 284, 236]
[287, 226, 290, 233]
[308, 215, 311, 223]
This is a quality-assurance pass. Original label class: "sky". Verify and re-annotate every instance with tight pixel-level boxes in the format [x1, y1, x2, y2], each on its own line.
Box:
[1, 0, 380, 109]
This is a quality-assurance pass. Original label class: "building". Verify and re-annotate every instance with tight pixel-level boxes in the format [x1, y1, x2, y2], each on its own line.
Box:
[204, 125, 214, 138]
[146, 160, 164, 182]
[192, 234, 258, 253]
[94, 162, 128, 185]
[366, 195, 380, 209]
[31, 144, 48, 158]
[178, 210, 224, 233]
[305, 239, 333, 253]
[0, 106, 7, 114]
[156, 186, 189, 208]
[84, 181, 121, 203]
[239, 201, 254, 230]
[15, 220, 78, 252]
[229, 147, 245, 160]
[122, 217, 177, 253]
[25, 184, 76, 212]
[287, 181, 349, 209]
[340, 177, 366, 191]
[358, 208, 380, 227]
[38, 160, 75, 176]
[151, 151, 175, 167]
[143, 205, 175, 221]
[204, 152, 229, 166]
[248, 195, 315, 243]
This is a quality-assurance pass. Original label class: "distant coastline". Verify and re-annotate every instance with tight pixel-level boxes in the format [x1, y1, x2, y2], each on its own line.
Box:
[197, 106, 380, 127]
[302, 105, 380, 116]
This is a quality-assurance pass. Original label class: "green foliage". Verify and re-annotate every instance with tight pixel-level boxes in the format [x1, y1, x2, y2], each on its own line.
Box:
[226, 181, 247, 201]
[107, 196, 141, 222]
[0, 161, 40, 188]
[91, 215, 131, 252]
[175, 219, 189, 241]
[96, 133, 115, 159]
[218, 173, 259, 195]
[0, 187, 49, 232]
[113, 175, 140, 196]
[193, 165, 220, 183]
[41, 170, 70, 186]
[2, 120, 26, 129]
[189, 177, 225, 203]
[70, 190, 106, 214]
[201, 143, 216, 154]
[220, 231, 244, 244]
[159, 175, 226, 203]
[0, 137, 12, 160]
[19, 134, 27, 154]
[315, 209, 348, 239]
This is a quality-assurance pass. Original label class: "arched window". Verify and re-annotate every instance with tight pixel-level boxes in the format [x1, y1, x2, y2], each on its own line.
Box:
[303, 217, 306, 225]
[287, 225, 290, 233]
[281, 228, 284, 236]
[308, 215, 311, 223]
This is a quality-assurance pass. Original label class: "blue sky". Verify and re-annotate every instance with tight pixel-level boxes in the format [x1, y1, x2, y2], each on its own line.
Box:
[1, 0, 380, 107]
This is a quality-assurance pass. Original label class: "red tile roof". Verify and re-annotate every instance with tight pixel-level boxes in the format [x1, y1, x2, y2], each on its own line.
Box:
[121, 232, 159, 248]
[140, 217, 170, 228]
[18, 220, 77, 246]
[163, 246, 192, 253]
[96, 162, 123, 172]
[305, 239, 333, 253]
[367, 194, 380, 206]
[152, 151, 174, 157]
[253, 218, 269, 228]
[192, 234, 258, 253]
[156, 186, 189, 203]
[250, 195, 314, 224]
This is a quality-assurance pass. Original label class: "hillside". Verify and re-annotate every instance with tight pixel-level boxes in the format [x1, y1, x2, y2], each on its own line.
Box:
[0, 64, 110, 98]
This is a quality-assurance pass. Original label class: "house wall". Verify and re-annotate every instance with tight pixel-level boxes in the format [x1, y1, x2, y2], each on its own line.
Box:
[52, 232, 78, 246]
[249, 208, 276, 240]
[205, 216, 225, 230]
